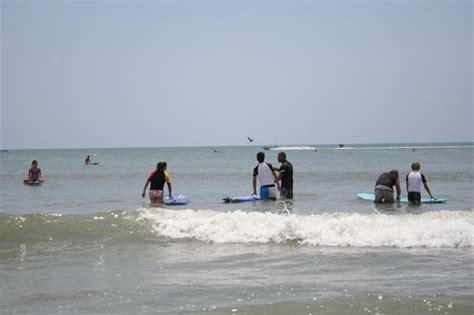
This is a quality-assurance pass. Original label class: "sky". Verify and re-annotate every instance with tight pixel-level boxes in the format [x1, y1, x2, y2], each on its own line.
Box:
[1, 0, 472, 149]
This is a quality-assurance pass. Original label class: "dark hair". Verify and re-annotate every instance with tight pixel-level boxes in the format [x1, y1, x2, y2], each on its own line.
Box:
[256, 152, 265, 163]
[278, 152, 286, 159]
[156, 161, 164, 170]
[388, 170, 399, 178]
[411, 162, 421, 171]
[31, 160, 38, 166]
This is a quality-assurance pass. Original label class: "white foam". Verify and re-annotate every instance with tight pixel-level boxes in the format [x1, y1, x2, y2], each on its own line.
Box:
[136, 209, 473, 248]
[269, 146, 317, 151]
[330, 145, 474, 150]
[269, 144, 473, 151]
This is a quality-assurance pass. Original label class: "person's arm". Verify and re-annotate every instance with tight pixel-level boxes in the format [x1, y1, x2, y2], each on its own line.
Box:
[277, 168, 286, 181]
[142, 180, 150, 198]
[167, 182, 172, 199]
[165, 172, 172, 198]
[38, 169, 44, 180]
[395, 178, 401, 199]
[405, 174, 409, 193]
[276, 164, 286, 190]
[273, 170, 281, 191]
[423, 182, 434, 198]
[252, 175, 257, 195]
[422, 175, 434, 198]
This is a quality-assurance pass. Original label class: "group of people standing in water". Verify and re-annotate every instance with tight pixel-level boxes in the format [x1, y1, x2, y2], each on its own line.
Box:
[141, 151, 294, 204]
[375, 161, 434, 205]
[25, 152, 432, 206]
[252, 151, 293, 200]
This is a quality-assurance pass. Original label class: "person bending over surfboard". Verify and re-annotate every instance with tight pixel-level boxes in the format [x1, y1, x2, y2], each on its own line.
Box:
[25, 160, 45, 183]
[406, 162, 434, 205]
[374, 170, 401, 204]
[142, 162, 171, 204]
[252, 152, 280, 200]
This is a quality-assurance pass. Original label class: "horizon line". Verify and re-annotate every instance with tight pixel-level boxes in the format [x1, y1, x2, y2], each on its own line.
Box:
[2, 141, 474, 151]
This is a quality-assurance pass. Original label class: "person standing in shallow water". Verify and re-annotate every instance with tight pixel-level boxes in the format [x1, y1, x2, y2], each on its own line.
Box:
[406, 162, 434, 205]
[275, 152, 293, 199]
[252, 152, 280, 200]
[374, 170, 401, 204]
[142, 162, 168, 204]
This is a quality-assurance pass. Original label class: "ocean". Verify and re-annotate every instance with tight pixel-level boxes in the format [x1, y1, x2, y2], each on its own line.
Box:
[0, 143, 473, 314]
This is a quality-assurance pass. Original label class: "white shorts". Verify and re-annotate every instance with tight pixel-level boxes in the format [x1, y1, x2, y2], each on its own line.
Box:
[149, 190, 163, 200]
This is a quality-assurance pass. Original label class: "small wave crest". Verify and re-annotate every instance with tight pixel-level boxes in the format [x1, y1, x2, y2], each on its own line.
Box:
[0, 211, 148, 243]
[137, 209, 474, 248]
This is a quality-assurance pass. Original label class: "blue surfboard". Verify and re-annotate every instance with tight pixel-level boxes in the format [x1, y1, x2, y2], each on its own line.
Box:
[223, 195, 261, 203]
[356, 193, 447, 204]
[163, 194, 189, 205]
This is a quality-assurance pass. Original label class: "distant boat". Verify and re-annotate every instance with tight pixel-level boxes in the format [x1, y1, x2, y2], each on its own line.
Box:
[339, 144, 344, 148]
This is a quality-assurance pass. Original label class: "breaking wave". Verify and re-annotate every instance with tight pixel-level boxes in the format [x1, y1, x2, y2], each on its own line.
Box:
[1, 209, 472, 248]
[138, 208, 473, 248]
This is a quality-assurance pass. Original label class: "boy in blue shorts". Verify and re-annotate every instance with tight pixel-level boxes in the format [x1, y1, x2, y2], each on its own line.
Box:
[252, 152, 280, 200]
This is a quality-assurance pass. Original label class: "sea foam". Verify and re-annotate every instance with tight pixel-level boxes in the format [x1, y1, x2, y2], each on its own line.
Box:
[137, 209, 473, 248]
[269, 146, 317, 150]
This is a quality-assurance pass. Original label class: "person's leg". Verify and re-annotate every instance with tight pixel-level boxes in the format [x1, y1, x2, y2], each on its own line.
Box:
[383, 190, 394, 203]
[414, 192, 421, 205]
[374, 189, 384, 203]
[157, 190, 164, 203]
[260, 186, 269, 200]
[149, 190, 164, 203]
[268, 186, 277, 200]
[149, 190, 157, 203]
[280, 188, 293, 199]
[408, 192, 421, 205]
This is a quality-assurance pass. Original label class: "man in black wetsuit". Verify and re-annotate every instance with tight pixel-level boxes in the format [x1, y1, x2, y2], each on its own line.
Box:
[275, 152, 293, 199]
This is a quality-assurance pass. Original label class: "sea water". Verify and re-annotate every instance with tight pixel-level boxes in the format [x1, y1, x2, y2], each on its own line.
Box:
[0, 143, 473, 314]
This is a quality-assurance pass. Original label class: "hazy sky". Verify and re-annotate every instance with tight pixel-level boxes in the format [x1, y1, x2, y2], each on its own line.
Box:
[1, 0, 472, 149]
